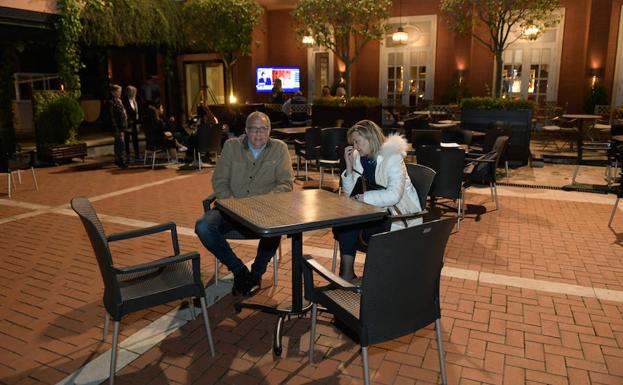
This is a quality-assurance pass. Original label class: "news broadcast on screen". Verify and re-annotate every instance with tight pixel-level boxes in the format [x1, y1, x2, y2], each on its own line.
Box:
[256, 66, 300, 93]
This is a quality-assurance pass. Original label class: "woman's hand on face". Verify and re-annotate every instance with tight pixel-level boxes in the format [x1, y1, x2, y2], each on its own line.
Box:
[344, 145, 354, 172]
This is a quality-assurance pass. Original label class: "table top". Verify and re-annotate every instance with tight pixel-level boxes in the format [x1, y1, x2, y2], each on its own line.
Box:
[562, 114, 602, 119]
[216, 189, 387, 236]
[272, 126, 309, 135]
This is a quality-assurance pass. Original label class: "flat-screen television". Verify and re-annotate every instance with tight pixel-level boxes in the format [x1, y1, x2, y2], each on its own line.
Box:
[256, 66, 300, 93]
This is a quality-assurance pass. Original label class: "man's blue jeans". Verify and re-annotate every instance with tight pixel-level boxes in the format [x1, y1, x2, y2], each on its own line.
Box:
[195, 209, 280, 277]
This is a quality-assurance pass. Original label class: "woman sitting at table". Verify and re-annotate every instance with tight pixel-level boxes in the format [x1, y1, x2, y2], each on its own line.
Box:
[334, 120, 422, 280]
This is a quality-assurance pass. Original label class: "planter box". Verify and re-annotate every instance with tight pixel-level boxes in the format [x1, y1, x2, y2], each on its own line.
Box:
[37, 143, 87, 164]
[312, 105, 382, 128]
[461, 108, 533, 166]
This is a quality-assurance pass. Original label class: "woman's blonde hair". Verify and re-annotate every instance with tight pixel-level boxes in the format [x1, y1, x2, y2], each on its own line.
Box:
[347, 120, 385, 156]
[125, 85, 137, 98]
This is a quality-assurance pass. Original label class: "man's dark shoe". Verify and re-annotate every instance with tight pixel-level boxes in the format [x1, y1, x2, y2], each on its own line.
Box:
[244, 273, 262, 296]
[232, 266, 251, 296]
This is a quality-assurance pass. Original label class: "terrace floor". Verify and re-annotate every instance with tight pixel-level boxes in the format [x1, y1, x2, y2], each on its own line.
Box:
[1, 154, 622, 385]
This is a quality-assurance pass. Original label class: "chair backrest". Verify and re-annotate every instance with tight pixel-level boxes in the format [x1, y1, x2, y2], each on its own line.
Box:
[468, 136, 508, 184]
[402, 117, 429, 143]
[359, 218, 455, 345]
[289, 103, 311, 123]
[406, 163, 436, 209]
[595, 104, 610, 117]
[70, 197, 117, 296]
[412, 129, 442, 146]
[319, 127, 348, 161]
[196, 121, 222, 154]
[415, 145, 465, 200]
[483, 121, 513, 153]
[304, 126, 322, 158]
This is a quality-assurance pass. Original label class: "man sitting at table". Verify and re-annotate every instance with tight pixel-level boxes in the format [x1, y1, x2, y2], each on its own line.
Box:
[195, 111, 294, 296]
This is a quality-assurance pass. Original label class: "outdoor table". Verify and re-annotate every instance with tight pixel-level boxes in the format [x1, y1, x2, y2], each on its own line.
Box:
[562, 114, 602, 163]
[215, 189, 387, 356]
[272, 126, 309, 142]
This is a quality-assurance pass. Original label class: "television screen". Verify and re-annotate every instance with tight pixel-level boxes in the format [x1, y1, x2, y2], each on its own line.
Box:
[256, 66, 301, 93]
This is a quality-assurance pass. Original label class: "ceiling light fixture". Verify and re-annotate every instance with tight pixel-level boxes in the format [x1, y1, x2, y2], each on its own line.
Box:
[392, 0, 408, 45]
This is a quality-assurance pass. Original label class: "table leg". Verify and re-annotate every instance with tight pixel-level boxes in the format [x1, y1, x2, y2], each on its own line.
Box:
[233, 232, 311, 357]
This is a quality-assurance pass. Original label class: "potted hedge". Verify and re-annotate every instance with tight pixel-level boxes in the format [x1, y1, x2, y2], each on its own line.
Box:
[34, 91, 86, 163]
[312, 96, 382, 128]
[460, 97, 535, 166]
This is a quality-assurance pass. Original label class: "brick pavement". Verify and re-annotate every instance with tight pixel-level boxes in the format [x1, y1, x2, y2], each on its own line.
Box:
[0, 161, 622, 385]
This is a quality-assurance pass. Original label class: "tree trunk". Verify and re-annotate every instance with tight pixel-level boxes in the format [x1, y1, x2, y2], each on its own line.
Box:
[344, 62, 352, 98]
[493, 51, 504, 98]
[224, 60, 234, 105]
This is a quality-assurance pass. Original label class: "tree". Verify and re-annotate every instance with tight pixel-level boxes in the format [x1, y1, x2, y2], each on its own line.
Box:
[182, 0, 263, 104]
[441, 0, 560, 97]
[293, 0, 392, 97]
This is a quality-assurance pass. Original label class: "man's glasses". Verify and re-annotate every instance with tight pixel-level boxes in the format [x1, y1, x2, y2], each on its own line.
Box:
[247, 126, 269, 134]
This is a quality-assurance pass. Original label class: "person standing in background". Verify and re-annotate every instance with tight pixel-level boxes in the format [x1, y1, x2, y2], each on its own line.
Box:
[271, 78, 285, 103]
[123, 85, 141, 162]
[108, 84, 127, 168]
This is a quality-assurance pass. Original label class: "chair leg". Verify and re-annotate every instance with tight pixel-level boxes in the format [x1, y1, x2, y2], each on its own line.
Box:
[309, 303, 317, 363]
[188, 297, 196, 319]
[304, 160, 309, 181]
[572, 164, 580, 184]
[505, 160, 509, 179]
[273, 253, 278, 287]
[198, 152, 203, 171]
[296, 155, 301, 178]
[214, 255, 219, 285]
[199, 297, 216, 357]
[7, 173, 11, 198]
[31, 167, 38, 191]
[319, 167, 323, 189]
[109, 321, 120, 385]
[362, 346, 370, 385]
[103, 312, 110, 341]
[609, 197, 620, 227]
[151, 152, 156, 169]
[17, 169, 22, 184]
[331, 239, 338, 273]
[435, 318, 448, 385]
[144, 151, 148, 165]
[491, 182, 499, 210]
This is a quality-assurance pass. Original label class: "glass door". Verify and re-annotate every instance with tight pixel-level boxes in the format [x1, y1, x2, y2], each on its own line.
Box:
[379, 15, 436, 110]
[184, 61, 225, 118]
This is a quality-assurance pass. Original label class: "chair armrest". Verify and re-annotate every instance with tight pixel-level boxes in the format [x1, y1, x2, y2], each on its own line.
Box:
[389, 210, 427, 221]
[294, 139, 305, 146]
[107, 221, 180, 256]
[202, 194, 216, 212]
[107, 221, 177, 242]
[113, 251, 200, 275]
[301, 255, 358, 291]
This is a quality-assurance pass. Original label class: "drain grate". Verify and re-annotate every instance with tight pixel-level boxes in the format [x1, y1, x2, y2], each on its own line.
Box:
[497, 182, 563, 190]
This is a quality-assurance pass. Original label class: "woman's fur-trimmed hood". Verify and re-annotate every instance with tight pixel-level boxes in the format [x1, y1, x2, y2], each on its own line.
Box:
[379, 134, 409, 157]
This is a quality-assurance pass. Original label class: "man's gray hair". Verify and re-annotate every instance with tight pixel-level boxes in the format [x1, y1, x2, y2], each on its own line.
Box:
[246, 111, 271, 129]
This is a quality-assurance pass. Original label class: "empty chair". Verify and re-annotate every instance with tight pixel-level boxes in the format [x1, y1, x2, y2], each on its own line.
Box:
[202, 195, 282, 286]
[318, 127, 348, 189]
[412, 129, 442, 147]
[469, 121, 512, 177]
[464, 136, 509, 210]
[294, 126, 322, 180]
[402, 116, 429, 144]
[288, 103, 312, 126]
[416, 145, 466, 229]
[195, 120, 223, 170]
[304, 218, 455, 385]
[71, 197, 215, 385]
[0, 141, 38, 198]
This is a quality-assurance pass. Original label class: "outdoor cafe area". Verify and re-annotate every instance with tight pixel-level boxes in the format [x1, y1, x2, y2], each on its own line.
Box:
[1, 118, 623, 385]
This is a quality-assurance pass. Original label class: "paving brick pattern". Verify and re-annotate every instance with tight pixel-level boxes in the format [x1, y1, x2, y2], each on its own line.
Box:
[0, 161, 622, 385]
